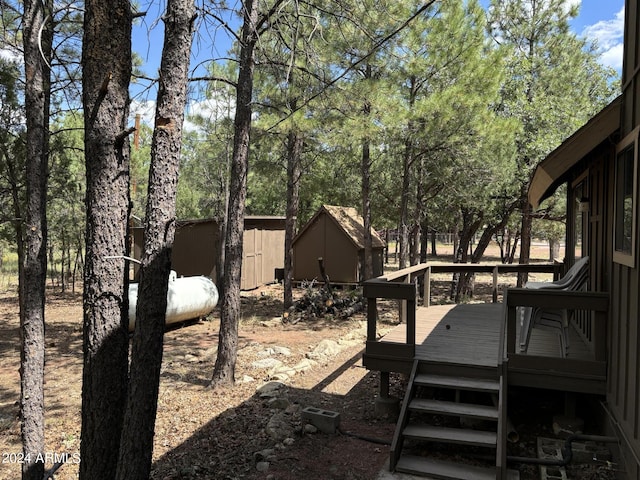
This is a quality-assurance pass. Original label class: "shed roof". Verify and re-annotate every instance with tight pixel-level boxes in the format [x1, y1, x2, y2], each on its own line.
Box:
[528, 96, 621, 209]
[294, 205, 386, 250]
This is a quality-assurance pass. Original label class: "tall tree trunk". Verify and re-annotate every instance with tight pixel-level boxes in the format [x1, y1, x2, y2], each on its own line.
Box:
[80, 1, 132, 479]
[212, 0, 259, 386]
[215, 160, 229, 287]
[518, 199, 533, 286]
[452, 208, 482, 302]
[284, 130, 302, 308]
[549, 238, 560, 260]
[399, 141, 412, 270]
[361, 136, 373, 280]
[411, 157, 424, 266]
[20, 0, 51, 478]
[116, 1, 195, 478]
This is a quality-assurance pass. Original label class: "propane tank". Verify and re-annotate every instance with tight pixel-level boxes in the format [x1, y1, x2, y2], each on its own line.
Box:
[128, 271, 219, 331]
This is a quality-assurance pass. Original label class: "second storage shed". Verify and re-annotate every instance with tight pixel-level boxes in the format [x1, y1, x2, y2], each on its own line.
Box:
[292, 205, 385, 284]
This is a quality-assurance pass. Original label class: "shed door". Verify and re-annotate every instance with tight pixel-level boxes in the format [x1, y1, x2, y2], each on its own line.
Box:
[242, 228, 263, 290]
[242, 229, 257, 290]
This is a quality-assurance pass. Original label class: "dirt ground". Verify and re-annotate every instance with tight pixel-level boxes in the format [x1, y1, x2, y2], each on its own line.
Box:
[0, 282, 407, 480]
[0, 245, 617, 480]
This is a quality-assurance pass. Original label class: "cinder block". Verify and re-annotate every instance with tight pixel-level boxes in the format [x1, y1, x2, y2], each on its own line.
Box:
[538, 437, 568, 480]
[301, 406, 341, 434]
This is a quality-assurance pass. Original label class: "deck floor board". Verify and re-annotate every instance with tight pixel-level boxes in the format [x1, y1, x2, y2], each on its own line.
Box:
[379, 303, 594, 367]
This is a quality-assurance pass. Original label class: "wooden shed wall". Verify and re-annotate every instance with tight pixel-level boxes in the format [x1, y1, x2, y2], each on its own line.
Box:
[293, 212, 360, 283]
[172, 222, 218, 278]
[132, 218, 285, 290]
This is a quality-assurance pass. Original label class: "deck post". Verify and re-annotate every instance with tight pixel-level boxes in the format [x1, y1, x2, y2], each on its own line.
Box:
[406, 297, 416, 346]
[367, 297, 378, 342]
[424, 267, 430, 307]
[399, 274, 409, 323]
[506, 302, 517, 355]
[492, 266, 499, 303]
[375, 371, 400, 419]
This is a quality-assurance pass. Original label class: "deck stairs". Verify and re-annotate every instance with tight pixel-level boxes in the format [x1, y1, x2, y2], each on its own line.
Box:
[390, 360, 519, 479]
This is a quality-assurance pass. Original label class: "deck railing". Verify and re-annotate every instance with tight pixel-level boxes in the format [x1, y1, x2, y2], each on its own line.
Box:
[503, 288, 609, 362]
[363, 262, 562, 350]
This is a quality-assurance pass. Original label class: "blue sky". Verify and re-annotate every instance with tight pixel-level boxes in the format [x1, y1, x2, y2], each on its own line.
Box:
[571, 1, 624, 71]
[129, 0, 627, 125]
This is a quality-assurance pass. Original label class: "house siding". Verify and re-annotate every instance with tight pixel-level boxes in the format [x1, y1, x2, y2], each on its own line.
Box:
[603, 2, 640, 475]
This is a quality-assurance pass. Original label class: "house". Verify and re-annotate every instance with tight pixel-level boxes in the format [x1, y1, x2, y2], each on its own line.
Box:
[132, 216, 286, 290]
[527, 96, 640, 475]
[360, 3, 640, 476]
[292, 205, 385, 284]
[524, 1, 640, 473]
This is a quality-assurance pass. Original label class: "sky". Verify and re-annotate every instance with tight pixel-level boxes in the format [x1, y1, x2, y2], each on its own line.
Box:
[571, 1, 624, 71]
[128, 0, 625, 126]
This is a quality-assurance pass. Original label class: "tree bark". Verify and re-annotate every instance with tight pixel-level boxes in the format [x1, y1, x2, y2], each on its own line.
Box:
[20, 0, 51, 478]
[80, 1, 132, 479]
[399, 141, 412, 270]
[518, 198, 533, 286]
[549, 238, 560, 261]
[361, 135, 373, 280]
[115, 1, 195, 478]
[452, 208, 482, 302]
[284, 129, 302, 309]
[212, 0, 259, 386]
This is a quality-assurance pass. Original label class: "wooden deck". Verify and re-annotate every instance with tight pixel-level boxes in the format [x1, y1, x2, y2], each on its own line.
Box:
[363, 263, 609, 395]
[382, 303, 596, 364]
[363, 302, 607, 394]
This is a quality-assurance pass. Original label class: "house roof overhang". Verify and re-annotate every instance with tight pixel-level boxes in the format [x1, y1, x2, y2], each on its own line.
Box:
[528, 96, 622, 209]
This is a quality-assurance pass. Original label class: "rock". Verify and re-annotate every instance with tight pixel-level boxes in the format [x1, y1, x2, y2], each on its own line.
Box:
[254, 449, 276, 461]
[257, 381, 286, 396]
[267, 397, 290, 410]
[292, 358, 315, 372]
[270, 372, 290, 382]
[257, 346, 292, 358]
[283, 437, 295, 446]
[256, 461, 270, 472]
[266, 412, 295, 440]
[251, 358, 283, 369]
[285, 404, 301, 415]
[306, 339, 341, 360]
[239, 375, 255, 383]
[303, 423, 318, 434]
[272, 346, 292, 356]
[184, 354, 199, 363]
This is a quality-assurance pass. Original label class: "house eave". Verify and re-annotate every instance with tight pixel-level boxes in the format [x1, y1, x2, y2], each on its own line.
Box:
[528, 96, 621, 209]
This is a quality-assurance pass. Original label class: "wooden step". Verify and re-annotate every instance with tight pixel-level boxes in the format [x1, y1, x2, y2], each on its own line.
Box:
[414, 373, 499, 393]
[409, 398, 499, 421]
[395, 455, 520, 480]
[403, 424, 497, 447]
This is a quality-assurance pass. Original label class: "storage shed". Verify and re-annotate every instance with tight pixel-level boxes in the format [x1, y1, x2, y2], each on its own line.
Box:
[132, 216, 286, 290]
[292, 205, 385, 284]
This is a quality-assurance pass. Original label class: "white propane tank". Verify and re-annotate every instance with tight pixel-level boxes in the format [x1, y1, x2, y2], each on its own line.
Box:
[128, 271, 219, 331]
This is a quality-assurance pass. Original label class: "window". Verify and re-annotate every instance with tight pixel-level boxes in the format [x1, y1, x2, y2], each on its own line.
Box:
[613, 127, 639, 267]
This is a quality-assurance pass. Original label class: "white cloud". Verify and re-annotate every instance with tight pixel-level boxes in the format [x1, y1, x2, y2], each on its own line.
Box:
[183, 95, 236, 133]
[129, 99, 156, 127]
[581, 6, 624, 71]
[0, 48, 20, 63]
[129, 95, 236, 134]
